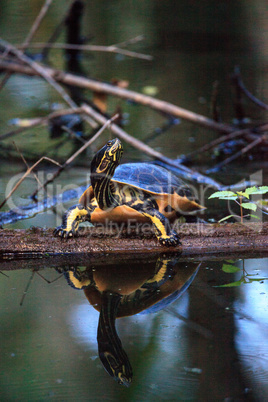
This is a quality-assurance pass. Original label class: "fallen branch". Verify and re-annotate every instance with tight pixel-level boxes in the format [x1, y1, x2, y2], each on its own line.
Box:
[0, 39, 96, 128]
[30, 114, 118, 199]
[184, 123, 268, 161]
[0, 38, 77, 108]
[232, 66, 268, 111]
[0, 106, 88, 141]
[82, 104, 226, 189]
[21, 0, 54, 50]
[0, 0, 53, 92]
[0, 223, 267, 262]
[0, 58, 234, 133]
[0, 185, 86, 226]
[206, 135, 265, 173]
[0, 156, 61, 210]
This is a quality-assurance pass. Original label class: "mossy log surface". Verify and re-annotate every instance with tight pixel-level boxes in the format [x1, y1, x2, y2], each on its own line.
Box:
[0, 223, 267, 268]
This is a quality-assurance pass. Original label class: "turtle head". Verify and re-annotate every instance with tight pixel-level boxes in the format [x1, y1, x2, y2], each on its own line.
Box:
[99, 351, 132, 387]
[91, 138, 123, 177]
[90, 139, 123, 209]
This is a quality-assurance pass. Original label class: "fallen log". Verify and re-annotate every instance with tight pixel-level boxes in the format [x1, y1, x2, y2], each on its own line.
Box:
[0, 58, 233, 133]
[0, 223, 267, 268]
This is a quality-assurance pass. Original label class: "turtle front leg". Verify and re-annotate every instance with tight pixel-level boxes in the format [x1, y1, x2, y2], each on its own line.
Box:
[130, 205, 181, 247]
[54, 203, 93, 238]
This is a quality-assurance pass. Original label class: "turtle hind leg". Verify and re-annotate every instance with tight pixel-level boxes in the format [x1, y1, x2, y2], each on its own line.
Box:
[130, 203, 181, 247]
[54, 203, 93, 238]
[147, 209, 180, 246]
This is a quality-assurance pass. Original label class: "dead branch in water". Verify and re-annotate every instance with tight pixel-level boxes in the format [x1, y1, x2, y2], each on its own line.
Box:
[231, 66, 268, 111]
[184, 123, 268, 162]
[0, 107, 86, 141]
[30, 114, 118, 200]
[0, 39, 96, 128]
[0, 156, 61, 210]
[0, 58, 234, 134]
[21, 0, 54, 50]
[0, 0, 53, 92]
[81, 104, 226, 189]
[206, 135, 265, 174]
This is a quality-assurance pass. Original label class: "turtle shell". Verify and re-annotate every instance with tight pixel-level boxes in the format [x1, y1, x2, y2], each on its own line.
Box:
[112, 163, 193, 198]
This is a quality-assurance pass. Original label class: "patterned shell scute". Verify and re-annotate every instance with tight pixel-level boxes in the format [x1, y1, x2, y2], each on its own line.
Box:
[112, 163, 192, 197]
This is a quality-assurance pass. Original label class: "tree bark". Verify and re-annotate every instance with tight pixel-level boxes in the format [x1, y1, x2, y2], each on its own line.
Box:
[0, 223, 267, 267]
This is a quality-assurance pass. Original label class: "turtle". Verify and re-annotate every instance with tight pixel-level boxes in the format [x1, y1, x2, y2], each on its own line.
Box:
[58, 255, 200, 386]
[54, 138, 204, 246]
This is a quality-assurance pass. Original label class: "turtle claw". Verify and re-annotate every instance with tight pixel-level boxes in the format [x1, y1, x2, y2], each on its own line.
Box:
[159, 231, 181, 247]
[53, 227, 77, 239]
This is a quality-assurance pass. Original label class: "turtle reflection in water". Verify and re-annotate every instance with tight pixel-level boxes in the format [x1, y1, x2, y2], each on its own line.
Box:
[54, 138, 204, 246]
[59, 255, 200, 386]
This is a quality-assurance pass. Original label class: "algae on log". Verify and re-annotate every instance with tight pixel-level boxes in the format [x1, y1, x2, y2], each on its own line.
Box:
[0, 223, 267, 265]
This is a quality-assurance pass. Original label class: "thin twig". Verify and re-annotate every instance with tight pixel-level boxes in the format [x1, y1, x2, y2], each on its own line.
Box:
[12, 141, 44, 191]
[206, 136, 263, 173]
[41, 0, 76, 59]
[82, 104, 190, 172]
[36, 271, 63, 284]
[111, 35, 145, 48]
[20, 271, 35, 306]
[184, 123, 268, 160]
[210, 80, 221, 122]
[0, 40, 96, 128]
[30, 114, 118, 199]
[61, 125, 86, 144]
[0, 38, 78, 109]
[21, 0, 54, 50]
[0, 157, 62, 210]
[0, 71, 13, 91]
[17, 41, 153, 61]
[0, 0, 53, 93]
[232, 66, 268, 110]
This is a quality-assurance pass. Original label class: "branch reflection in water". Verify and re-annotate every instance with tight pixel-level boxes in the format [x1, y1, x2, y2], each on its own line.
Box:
[57, 254, 200, 386]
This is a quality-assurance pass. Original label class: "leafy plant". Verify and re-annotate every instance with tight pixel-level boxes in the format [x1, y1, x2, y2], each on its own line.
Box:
[209, 186, 268, 223]
[217, 261, 268, 287]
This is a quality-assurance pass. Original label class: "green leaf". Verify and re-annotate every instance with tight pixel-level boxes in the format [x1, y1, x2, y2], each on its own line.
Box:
[237, 191, 249, 199]
[218, 215, 235, 223]
[257, 186, 268, 194]
[245, 186, 268, 195]
[216, 280, 243, 287]
[258, 199, 268, 206]
[248, 214, 260, 220]
[248, 277, 268, 282]
[222, 264, 241, 273]
[208, 191, 237, 199]
[244, 186, 258, 195]
[241, 202, 257, 211]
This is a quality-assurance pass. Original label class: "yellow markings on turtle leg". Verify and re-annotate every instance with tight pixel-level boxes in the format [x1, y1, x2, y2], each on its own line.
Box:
[67, 271, 92, 289]
[146, 259, 168, 284]
[65, 206, 88, 233]
[143, 212, 167, 238]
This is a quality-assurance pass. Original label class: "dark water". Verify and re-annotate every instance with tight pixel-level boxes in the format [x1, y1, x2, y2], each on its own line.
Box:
[0, 1, 268, 400]
[1, 256, 268, 401]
